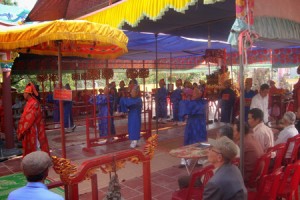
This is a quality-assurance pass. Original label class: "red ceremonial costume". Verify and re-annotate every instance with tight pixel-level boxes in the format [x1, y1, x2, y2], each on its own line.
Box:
[17, 83, 50, 157]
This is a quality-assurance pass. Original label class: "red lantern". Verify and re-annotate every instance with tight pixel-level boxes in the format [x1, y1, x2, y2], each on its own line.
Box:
[87, 69, 101, 80]
[138, 68, 149, 78]
[101, 69, 114, 80]
[126, 69, 138, 79]
[71, 73, 80, 81]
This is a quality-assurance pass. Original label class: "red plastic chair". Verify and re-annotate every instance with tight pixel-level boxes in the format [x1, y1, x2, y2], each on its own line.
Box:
[172, 165, 214, 200]
[283, 134, 300, 165]
[248, 167, 283, 200]
[266, 143, 286, 172]
[245, 151, 272, 189]
[277, 160, 300, 200]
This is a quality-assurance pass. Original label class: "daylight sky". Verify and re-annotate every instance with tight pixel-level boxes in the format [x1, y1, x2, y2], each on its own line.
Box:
[15, 0, 37, 10]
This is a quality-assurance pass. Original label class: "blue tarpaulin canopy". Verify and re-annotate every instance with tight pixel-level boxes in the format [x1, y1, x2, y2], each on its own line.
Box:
[119, 30, 233, 60]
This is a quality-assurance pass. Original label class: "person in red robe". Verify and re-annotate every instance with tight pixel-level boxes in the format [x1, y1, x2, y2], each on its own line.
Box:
[17, 83, 50, 157]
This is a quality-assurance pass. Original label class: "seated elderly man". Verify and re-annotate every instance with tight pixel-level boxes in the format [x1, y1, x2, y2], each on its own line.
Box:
[203, 136, 247, 200]
[8, 151, 63, 200]
[178, 126, 240, 189]
[275, 112, 298, 159]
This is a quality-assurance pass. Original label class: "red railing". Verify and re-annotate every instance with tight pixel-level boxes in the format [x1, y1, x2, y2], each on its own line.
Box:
[83, 109, 152, 154]
[44, 104, 93, 130]
[49, 148, 153, 200]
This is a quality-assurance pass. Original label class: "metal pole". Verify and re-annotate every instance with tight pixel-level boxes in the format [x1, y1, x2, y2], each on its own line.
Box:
[57, 41, 66, 158]
[2, 70, 14, 148]
[155, 34, 158, 134]
[239, 43, 245, 177]
[230, 45, 234, 81]
[143, 61, 146, 131]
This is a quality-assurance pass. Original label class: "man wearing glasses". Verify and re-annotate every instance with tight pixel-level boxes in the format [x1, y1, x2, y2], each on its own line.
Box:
[203, 136, 247, 200]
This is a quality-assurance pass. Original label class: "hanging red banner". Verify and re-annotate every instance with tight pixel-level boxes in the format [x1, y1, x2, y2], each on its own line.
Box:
[53, 89, 72, 101]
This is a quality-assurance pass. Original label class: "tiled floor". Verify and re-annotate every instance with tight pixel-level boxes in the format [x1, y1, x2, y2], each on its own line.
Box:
[0, 121, 221, 199]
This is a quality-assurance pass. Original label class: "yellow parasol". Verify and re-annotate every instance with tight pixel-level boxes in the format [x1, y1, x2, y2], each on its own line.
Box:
[0, 20, 128, 158]
[0, 20, 128, 59]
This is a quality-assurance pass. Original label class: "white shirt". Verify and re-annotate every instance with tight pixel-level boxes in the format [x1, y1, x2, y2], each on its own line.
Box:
[275, 124, 298, 158]
[253, 122, 274, 152]
[250, 94, 269, 123]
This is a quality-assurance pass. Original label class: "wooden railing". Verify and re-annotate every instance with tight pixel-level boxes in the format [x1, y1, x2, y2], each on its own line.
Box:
[50, 134, 158, 200]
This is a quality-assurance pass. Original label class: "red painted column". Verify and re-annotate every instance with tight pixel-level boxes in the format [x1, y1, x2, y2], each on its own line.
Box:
[2, 69, 14, 148]
[143, 159, 151, 200]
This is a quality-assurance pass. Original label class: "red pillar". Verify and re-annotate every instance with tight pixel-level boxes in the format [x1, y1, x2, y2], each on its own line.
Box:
[143, 159, 151, 200]
[2, 69, 14, 148]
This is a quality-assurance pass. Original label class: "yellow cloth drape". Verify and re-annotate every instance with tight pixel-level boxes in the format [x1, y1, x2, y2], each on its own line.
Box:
[80, 0, 198, 28]
[0, 20, 128, 59]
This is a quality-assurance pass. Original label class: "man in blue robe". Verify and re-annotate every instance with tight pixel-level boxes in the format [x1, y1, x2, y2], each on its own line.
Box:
[120, 85, 142, 148]
[219, 80, 236, 124]
[155, 79, 168, 123]
[63, 84, 76, 133]
[179, 88, 207, 146]
[89, 86, 116, 137]
[46, 90, 60, 128]
[170, 79, 183, 125]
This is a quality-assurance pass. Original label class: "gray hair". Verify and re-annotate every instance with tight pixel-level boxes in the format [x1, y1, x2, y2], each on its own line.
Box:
[283, 112, 296, 124]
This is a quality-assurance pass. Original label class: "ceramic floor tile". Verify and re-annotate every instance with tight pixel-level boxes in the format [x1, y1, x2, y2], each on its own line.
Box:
[153, 190, 174, 200]
[157, 165, 186, 177]
[120, 186, 143, 199]
[151, 174, 177, 186]
[163, 180, 180, 191]
[126, 194, 145, 200]
[137, 183, 171, 198]
[121, 177, 143, 190]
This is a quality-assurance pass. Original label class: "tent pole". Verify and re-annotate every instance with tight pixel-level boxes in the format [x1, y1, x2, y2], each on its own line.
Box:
[239, 44, 245, 177]
[143, 60, 146, 131]
[170, 52, 172, 85]
[230, 45, 234, 81]
[169, 52, 172, 117]
[155, 34, 158, 134]
[57, 41, 66, 158]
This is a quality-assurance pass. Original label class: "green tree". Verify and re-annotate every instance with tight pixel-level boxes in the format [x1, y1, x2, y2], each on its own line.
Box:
[1, 0, 17, 6]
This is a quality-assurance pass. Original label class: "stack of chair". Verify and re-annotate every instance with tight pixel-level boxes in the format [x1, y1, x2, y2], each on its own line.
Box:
[247, 134, 300, 200]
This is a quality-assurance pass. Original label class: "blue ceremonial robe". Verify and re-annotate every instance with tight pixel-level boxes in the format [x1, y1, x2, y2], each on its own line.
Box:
[219, 88, 236, 123]
[89, 95, 116, 137]
[63, 100, 73, 128]
[170, 88, 182, 121]
[120, 97, 142, 140]
[46, 94, 59, 123]
[179, 99, 207, 145]
[155, 87, 168, 118]
[244, 90, 256, 121]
